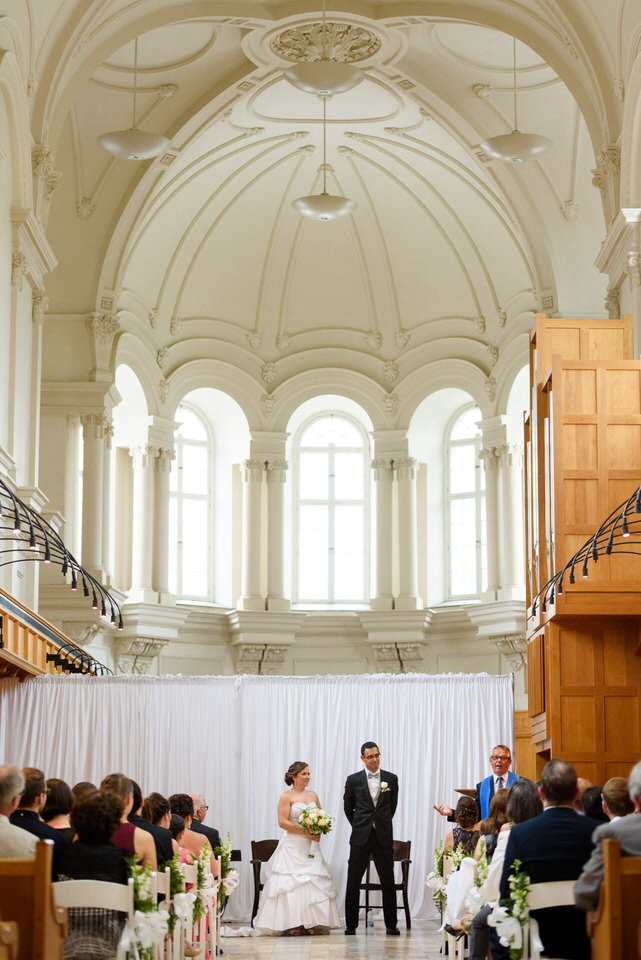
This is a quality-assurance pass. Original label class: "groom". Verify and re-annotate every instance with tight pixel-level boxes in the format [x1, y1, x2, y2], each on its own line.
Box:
[343, 741, 399, 935]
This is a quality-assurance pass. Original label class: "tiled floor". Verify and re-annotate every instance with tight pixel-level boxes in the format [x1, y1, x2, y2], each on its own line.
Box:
[221, 920, 444, 960]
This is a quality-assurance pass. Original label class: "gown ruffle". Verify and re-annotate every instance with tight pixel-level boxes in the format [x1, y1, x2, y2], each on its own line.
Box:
[254, 801, 340, 934]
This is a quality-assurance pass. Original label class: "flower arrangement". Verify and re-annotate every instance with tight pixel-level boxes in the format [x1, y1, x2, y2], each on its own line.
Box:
[122, 856, 169, 960]
[192, 841, 212, 924]
[162, 853, 195, 938]
[475, 836, 489, 888]
[214, 833, 239, 909]
[298, 805, 333, 859]
[488, 858, 530, 959]
[449, 842, 466, 870]
[425, 842, 447, 913]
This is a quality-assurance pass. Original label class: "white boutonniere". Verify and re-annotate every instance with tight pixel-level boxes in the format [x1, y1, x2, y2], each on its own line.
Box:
[380, 781, 389, 793]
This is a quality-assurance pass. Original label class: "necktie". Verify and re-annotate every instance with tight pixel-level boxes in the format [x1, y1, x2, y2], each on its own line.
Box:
[497, 776, 504, 790]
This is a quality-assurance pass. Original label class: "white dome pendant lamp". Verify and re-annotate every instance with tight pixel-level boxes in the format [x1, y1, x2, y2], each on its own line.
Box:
[98, 38, 170, 160]
[284, 0, 363, 97]
[293, 98, 356, 221]
[481, 38, 551, 163]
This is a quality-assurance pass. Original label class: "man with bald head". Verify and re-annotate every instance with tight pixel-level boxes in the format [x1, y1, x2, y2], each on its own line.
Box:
[190, 793, 220, 852]
[0, 765, 37, 858]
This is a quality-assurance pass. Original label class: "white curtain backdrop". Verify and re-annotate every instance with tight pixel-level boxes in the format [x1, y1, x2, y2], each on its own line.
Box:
[0, 672, 514, 923]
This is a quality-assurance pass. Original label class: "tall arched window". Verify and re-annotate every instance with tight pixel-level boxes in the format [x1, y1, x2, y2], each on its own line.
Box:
[447, 405, 486, 599]
[294, 414, 370, 607]
[168, 405, 211, 599]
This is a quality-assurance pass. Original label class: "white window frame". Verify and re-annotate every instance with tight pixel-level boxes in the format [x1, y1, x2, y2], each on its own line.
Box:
[169, 402, 213, 601]
[292, 411, 370, 608]
[445, 404, 485, 600]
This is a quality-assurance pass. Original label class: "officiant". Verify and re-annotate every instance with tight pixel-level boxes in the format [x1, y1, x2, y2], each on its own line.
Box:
[433, 744, 518, 821]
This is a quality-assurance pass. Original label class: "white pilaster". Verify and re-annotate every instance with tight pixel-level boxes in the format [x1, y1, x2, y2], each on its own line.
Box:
[129, 445, 158, 603]
[266, 459, 289, 611]
[371, 457, 394, 610]
[239, 459, 265, 611]
[80, 414, 106, 581]
[152, 446, 175, 601]
[396, 457, 421, 609]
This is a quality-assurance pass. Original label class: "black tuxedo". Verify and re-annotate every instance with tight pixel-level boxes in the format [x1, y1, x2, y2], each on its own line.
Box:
[343, 769, 399, 930]
[499, 807, 598, 960]
[190, 818, 221, 853]
[129, 814, 174, 866]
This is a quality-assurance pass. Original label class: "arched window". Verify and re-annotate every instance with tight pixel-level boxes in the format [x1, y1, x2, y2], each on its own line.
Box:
[294, 413, 370, 607]
[446, 405, 486, 599]
[168, 405, 211, 599]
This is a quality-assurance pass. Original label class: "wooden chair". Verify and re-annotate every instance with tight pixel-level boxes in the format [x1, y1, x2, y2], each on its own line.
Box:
[587, 838, 641, 960]
[0, 839, 66, 960]
[359, 839, 412, 928]
[250, 840, 278, 926]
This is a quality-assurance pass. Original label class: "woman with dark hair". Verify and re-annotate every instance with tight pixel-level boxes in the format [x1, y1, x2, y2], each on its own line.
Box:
[138, 791, 175, 864]
[168, 793, 219, 876]
[254, 761, 339, 936]
[467, 778, 543, 960]
[474, 788, 509, 861]
[58, 790, 130, 960]
[42, 778, 74, 842]
[580, 785, 608, 823]
[444, 796, 480, 857]
[100, 772, 156, 871]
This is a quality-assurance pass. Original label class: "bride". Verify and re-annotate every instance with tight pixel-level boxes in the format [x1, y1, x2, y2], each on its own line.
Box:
[254, 760, 340, 936]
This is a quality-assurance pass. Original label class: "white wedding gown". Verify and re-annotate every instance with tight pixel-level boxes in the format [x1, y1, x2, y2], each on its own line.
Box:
[254, 801, 341, 934]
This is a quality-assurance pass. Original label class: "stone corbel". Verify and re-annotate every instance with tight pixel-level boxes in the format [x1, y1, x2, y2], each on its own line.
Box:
[490, 633, 527, 672]
[87, 311, 121, 380]
[233, 643, 267, 675]
[116, 637, 169, 674]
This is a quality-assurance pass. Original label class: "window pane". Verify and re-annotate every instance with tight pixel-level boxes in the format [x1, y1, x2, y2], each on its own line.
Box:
[301, 416, 362, 447]
[450, 443, 475, 493]
[168, 497, 178, 593]
[450, 407, 480, 441]
[298, 506, 329, 599]
[181, 499, 208, 597]
[176, 407, 207, 441]
[334, 453, 364, 500]
[181, 444, 208, 494]
[299, 452, 328, 499]
[334, 506, 364, 599]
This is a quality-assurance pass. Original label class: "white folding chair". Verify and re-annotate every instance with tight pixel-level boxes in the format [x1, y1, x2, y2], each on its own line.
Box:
[53, 878, 135, 957]
[150, 868, 182, 960]
[525, 880, 576, 960]
[180, 863, 207, 959]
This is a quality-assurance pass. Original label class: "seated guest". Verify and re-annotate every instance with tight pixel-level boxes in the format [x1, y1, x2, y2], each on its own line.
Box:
[169, 794, 219, 877]
[580, 785, 609, 823]
[139, 791, 175, 865]
[169, 813, 186, 847]
[602, 776, 634, 821]
[190, 793, 221, 851]
[71, 781, 96, 803]
[42, 778, 75, 841]
[100, 773, 156, 870]
[468, 778, 542, 960]
[499, 759, 599, 960]
[59, 790, 129, 960]
[10, 767, 67, 876]
[444, 796, 479, 857]
[574, 759, 641, 911]
[573, 777, 593, 813]
[0, 765, 37, 859]
[474, 787, 509, 860]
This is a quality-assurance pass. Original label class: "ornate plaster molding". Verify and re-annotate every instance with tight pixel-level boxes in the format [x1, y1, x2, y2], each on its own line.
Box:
[270, 23, 381, 63]
[116, 637, 169, 675]
[490, 633, 527, 672]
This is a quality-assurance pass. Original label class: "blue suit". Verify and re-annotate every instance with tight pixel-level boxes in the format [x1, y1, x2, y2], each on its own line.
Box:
[476, 771, 519, 820]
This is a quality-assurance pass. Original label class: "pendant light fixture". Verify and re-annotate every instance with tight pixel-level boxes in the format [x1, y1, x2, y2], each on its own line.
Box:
[284, 0, 363, 97]
[293, 98, 356, 221]
[480, 38, 551, 163]
[98, 38, 170, 160]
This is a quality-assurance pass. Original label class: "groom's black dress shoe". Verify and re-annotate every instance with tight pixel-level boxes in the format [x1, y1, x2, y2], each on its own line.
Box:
[344, 929, 356, 935]
[386, 928, 401, 935]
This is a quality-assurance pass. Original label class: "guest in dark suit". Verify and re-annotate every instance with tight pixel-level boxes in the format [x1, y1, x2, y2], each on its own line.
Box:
[343, 741, 399, 935]
[499, 758, 599, 960]
[10, 766, 67, 877]
[574, 759, 641, 911]
[190, 793, 221, 852]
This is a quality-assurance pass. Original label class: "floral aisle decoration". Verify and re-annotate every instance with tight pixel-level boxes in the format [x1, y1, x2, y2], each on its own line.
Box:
[297, 806, 333, 858]
[487, 858, 531, 959]
[425, 842, 447, 914]
[214, 833, 240, 909]
[163, 854, 196, 939]
[466, 836, 489, 915]
[119, 857, 169, 960]
[192, 842, 216, 925]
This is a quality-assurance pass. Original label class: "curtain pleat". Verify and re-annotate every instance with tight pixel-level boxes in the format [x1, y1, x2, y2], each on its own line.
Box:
[0, 672, 513, 922]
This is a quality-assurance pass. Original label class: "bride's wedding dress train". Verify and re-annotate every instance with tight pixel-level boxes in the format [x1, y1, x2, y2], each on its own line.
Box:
[254, 801, 340, 934]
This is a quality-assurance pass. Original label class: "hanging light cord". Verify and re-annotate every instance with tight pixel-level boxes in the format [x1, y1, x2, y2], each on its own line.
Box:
[321, 0, 327, 60]
[322, 97, 328, 194]
[512, 37, 518, 132]
[132, 37, 138, 129]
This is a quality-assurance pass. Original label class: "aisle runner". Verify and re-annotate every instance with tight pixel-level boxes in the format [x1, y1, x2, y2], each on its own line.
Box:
[0, 672, 514, 922]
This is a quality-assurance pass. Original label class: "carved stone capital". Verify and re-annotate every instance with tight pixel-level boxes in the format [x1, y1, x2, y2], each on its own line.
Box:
[155, 447, 176, 471]
[266, 459, 288, 482]
[498, 442, 523, 469]
[371, 457, 394, 481]
[395, 457, 417, 481]
[11, 251, 27, 289]
[87, 311, 120, 374]
[490, 633, 527, 672]
[80, 414, 107, 441]
[32, 288, 48, 324]
[479, 445, 500, 468]
[244, 459, 266, 483]
[116, 637, 169, 675]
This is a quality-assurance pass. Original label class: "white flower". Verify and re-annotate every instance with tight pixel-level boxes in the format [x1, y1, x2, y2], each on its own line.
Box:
[380, 781, 389, 792]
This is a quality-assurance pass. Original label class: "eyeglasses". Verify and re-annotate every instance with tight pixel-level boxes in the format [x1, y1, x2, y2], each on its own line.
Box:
[490, 755, 510, 762]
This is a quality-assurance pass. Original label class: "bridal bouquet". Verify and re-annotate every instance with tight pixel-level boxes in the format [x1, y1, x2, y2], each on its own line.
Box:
[298, 805, 333, 858]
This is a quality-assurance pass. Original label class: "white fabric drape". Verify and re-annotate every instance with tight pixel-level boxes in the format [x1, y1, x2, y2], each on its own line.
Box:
[0, 672, 513, 922]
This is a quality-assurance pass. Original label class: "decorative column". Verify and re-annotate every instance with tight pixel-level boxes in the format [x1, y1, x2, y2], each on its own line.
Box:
[371, 458, 394, 610]
[239, 459, 265, 611]
[499, 442, 525, 593]
[479, 442, 501, 601]
[266, 458, 289, 611]
[101, 418, 114, 584]
[129, 445, 157, 602]
[396, 457, 421, 609]
[152, 447, 175, 600]
[80, 414, 106, 580]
